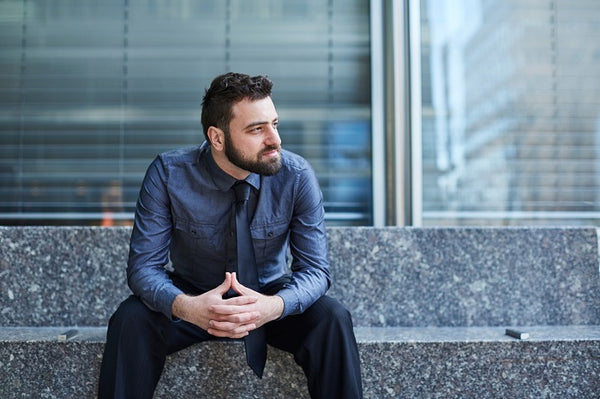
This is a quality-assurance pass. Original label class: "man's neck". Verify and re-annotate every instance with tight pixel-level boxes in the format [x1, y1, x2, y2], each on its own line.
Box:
[210, 145, 250, 181]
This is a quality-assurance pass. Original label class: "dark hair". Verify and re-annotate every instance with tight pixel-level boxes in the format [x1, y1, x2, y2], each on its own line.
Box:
[201, 72, 273, 141]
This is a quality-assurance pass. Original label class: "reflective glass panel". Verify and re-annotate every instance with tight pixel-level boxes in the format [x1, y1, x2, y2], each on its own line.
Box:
[0, 0, 372, 225]
[419, 0, 600, 225]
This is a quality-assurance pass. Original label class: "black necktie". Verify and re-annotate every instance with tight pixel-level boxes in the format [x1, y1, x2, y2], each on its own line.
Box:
[233, 181, 267, 378]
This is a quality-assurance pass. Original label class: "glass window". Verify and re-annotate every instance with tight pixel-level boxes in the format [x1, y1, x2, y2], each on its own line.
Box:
[0, 0, 372, 225]
[419, 0, 600, 226]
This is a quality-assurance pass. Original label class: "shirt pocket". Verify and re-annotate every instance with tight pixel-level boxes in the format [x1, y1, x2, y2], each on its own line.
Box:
[172, 218, 220, 255]
[251, 219, 289, 264]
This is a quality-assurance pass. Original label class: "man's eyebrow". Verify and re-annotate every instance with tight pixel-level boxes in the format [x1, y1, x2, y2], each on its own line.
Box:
[244, 121, 268, 129]
[244, 118, 278, 130]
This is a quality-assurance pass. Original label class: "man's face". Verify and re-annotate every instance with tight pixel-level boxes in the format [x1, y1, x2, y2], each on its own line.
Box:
[223, 97, 282, 176]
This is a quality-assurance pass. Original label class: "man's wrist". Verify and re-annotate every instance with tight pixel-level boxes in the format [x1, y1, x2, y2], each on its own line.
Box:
[172, 293, 191, 321]
[269, 294, 285, 321]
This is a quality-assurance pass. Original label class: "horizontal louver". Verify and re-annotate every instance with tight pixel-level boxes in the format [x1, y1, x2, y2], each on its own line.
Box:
[0, 0, 372, 225]
[420, 0, 600, 225]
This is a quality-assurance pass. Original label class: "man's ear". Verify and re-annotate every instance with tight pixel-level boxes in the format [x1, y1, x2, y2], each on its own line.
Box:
[207, 126, 225, 151]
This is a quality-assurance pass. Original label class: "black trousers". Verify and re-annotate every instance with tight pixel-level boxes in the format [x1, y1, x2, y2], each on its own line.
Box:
[98, 288, 363, 399]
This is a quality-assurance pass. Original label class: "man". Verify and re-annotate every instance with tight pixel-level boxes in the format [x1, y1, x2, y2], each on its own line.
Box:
[98, 72, 363, 398]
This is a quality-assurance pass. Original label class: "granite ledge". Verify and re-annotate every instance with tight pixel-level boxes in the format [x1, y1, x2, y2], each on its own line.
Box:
[2, 325, 598, 399]
[355, 325, 600, 343]
[2, 226, 599, 328]
[2, 325, 599, 344]
[0, 326, 106, 343]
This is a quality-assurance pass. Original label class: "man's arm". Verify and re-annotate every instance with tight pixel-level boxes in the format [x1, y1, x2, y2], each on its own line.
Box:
[275, 164, 331, 319]
[129, 156, 284, 334]
[127, 156, 183, 319]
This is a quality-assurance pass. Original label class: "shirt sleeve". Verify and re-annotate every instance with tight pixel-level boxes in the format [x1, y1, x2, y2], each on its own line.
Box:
[276, 165, 331, 318]
[127, 156, 183, 319]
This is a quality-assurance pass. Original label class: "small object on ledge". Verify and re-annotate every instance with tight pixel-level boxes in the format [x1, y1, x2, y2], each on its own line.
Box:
[58, 329, 79, 341]
[505, 328, 529, 340]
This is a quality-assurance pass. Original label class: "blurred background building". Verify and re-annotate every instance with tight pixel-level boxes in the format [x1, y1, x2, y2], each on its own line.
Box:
[1, 0, 598, 227]
[421, 0, 600, 225]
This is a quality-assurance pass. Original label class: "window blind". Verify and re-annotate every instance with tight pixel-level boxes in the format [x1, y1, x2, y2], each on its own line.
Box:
[0, 0, 372, 225]
[420, 0, 600, 225]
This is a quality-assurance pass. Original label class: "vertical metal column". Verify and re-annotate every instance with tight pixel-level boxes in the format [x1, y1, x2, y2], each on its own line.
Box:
[370, 0, 386, 226]
[408, 0, 423, 226]
[373, 0, 420, 226]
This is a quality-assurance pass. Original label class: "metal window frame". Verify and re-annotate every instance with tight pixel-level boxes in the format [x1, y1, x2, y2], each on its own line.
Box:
[370, 0, 386, 226]
[408, 0, 422, 226]
[371, 0, 422, 226]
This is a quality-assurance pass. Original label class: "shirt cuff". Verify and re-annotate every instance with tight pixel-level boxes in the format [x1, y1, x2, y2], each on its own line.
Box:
[155, 283, 184, 320]
[275, 287, 300, 319]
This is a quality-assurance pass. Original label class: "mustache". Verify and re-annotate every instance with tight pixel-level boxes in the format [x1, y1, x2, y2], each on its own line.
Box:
[261, 145, 281, 155]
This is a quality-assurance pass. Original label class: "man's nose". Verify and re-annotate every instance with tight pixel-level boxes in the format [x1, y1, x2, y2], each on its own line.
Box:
[265, 125, 281, 146]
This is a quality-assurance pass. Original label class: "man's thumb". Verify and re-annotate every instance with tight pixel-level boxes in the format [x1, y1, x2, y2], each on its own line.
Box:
[216, 272, 233, 294]
[230, 272, 250, 295]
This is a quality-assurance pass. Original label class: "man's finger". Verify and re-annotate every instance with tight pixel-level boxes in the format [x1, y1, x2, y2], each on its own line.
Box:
[210, 308, 260, 322]
[230, 272, 256, 296]
[209, 319, 257, 331]
[214, 272, 233, 295]
[207, 321, 256, 338]
[224, 295, 258, 305]
[210, 303, 259, 317]
[208, 296, 256, 314]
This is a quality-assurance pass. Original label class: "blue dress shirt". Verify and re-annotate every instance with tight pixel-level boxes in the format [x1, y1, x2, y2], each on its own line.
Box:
[127, 142, 331, 320]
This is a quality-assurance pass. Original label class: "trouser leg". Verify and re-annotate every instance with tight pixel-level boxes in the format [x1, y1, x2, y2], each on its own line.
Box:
[267, 296, 363, 399]
[98, 295, 210, 399]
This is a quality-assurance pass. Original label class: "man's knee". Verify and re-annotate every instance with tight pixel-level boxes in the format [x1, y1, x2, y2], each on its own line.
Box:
[313, 296, 354, 330]
[108, 295, 163, 334]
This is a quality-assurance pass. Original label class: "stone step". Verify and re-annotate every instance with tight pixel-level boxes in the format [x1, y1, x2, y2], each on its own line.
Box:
[1, 226, 599, 397]
[1, 326, 599, 398]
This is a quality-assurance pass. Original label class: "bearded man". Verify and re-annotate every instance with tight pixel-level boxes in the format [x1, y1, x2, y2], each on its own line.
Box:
[98, 72, 363, 399]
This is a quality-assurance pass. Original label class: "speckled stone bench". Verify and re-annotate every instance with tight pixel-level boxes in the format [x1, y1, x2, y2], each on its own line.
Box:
[1, 226, 599, 398]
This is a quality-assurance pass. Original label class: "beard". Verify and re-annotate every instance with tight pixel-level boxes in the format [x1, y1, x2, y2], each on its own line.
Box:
[224, 134, 282, 176]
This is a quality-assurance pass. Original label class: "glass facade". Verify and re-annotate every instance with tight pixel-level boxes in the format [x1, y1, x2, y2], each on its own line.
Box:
[0, 0, 372, 225]
[419, 0, 600, 226]
[2, 0, 599, 227]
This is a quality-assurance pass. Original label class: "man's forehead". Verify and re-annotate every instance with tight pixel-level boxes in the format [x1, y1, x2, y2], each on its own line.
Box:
[231, 97, 277, 124]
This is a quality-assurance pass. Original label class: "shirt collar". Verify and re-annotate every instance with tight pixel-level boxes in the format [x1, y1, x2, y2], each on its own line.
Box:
[203, 143, 261, 192]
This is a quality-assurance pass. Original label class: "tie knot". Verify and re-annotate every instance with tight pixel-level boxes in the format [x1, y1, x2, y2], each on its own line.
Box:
[233, 181, 251, 203]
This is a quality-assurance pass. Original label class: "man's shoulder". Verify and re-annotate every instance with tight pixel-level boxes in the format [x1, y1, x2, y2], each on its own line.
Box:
[156, 144, 204, 166]
[280, 148, 312, 174]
